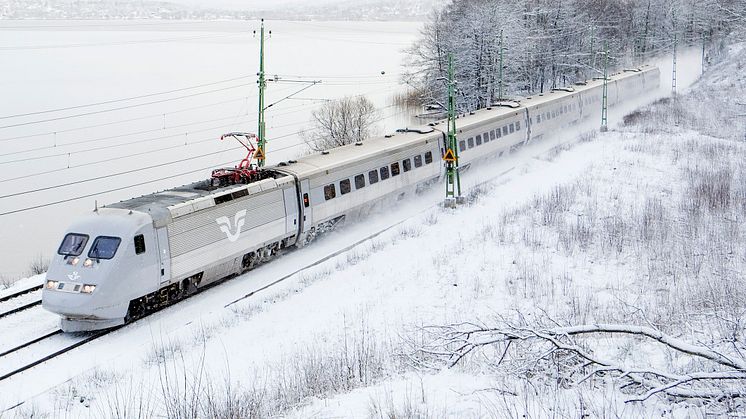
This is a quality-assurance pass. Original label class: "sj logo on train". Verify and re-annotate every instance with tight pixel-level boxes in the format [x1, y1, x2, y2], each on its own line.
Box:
[216, 209, 247, 242]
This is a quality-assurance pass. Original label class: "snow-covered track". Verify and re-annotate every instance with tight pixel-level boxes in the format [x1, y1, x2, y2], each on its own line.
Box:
[0, 330, 61, 358]
[0, 286, 42, 320]
[0, 329, 112, 382]
[0, 285, 42, 304]
[0, 300, 42, 320]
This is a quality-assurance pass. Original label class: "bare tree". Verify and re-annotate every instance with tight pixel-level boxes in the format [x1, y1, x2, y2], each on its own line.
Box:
[408, 318, 746, 406]
[303, 96, 379, 152]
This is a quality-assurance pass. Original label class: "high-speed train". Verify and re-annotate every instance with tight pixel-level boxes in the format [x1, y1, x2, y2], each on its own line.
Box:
[42, 66, 660, 332]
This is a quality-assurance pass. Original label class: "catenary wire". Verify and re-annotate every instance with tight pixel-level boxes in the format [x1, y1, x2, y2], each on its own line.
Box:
[0, 82, 256, 130]
[0, 75, 256, 120]
[0, 107, 406, 214]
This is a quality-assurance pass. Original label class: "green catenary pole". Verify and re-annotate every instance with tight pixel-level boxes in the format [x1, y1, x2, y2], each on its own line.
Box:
[257, 19, 267, 167]
[600, 41, 609, 132]
[672, 9, 677, 96]
[498, 30, 504, 102]
[445, 54, 462, 207]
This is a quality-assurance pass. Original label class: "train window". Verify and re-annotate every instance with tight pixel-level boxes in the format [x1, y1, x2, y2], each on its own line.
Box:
[483, 132, 489, 143]
[502, 126, 508, 136]
[402, 158, 412, 172]
[475, 135, 482, 146]
[516, 121, 521, 131]
[134, 234, 146, 255]
[380, 166, 390, 180]
[424, 151, 433, 164]
[490, 130, 496, 140]
[214, 193, 234, 205]
[88, 236, 121, 260]
[509, 123, 515, 133]
[496, 128, 502, 138]
[58, 233, 89, 256]
[537, 114, 541, 123]
[355, 174, 365, 189]
[391, 162, 401, 176]
[467, 138, 474, 149]
[340, 179, 351, 195]
[324, 184, 336, 200]
[459, 140, 466, 152]
[232, 189, 249, 200]
[369, 170, 379, 184]
[414, 155, 423, 168]
[546, 112, 550, 120]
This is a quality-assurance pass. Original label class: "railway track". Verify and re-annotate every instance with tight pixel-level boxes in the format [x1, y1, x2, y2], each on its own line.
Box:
[0, 285, 43, 320]
[0, 329, 110, 382]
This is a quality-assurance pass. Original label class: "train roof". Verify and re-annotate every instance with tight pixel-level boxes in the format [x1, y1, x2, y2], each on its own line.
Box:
[107, 174, 295, 227]
[426, 65, 658, 132]
[106, 65, 657, 227]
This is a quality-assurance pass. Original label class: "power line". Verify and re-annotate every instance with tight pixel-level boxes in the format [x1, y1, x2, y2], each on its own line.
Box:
[1, 82, 399, 160]
[0, 78, 401, 144]
[0, 100, 325, 161]
[0, 96, 250, 143]
[0, 75, 255, 120]
[0, 82, 255, 130]
[0, 107, 405, 214]
[0, 102, 329, 184]
[0, 146, 246, 199]
[0, 160, 235, 216]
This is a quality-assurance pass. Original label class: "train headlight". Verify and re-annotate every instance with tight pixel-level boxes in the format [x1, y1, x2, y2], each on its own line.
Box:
[81, 284, 96, 294]
[67, 257, 80, 266]
[83, 259, 94, 268]
[45, 280, 59, 289]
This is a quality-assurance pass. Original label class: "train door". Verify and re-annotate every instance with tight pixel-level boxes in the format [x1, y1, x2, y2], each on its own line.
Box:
[300, 179, 313, 232]
[283, 186, 300, 236]
[155, 227, 171, 286]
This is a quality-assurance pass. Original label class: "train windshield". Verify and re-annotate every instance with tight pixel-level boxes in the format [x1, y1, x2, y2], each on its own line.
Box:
[88, 236, 122, 260]
[58, 233, 89, 256]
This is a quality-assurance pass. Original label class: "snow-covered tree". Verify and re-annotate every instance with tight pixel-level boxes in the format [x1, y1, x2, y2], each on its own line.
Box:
[406, 0, 742, 112]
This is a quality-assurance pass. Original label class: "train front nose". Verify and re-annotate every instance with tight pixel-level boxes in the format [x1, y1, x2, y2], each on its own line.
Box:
[42, 263, 129, 332]
[41, 273, 99, 317]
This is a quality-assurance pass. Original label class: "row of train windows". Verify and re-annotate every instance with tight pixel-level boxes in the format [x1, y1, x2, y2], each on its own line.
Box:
[535, 103, 577, 124]
[324, 151, 434, 200]
[584, 96, 600, 105]
[458, 121, 521, 152]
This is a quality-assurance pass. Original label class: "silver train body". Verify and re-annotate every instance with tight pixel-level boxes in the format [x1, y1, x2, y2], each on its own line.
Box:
[42, 66, 660, 332]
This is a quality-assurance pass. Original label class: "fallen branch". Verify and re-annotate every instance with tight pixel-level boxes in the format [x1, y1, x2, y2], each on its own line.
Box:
[413, 321, 746, 404]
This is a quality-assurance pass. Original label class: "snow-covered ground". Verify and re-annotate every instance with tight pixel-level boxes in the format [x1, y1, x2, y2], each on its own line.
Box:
[2, 42, 741, 418]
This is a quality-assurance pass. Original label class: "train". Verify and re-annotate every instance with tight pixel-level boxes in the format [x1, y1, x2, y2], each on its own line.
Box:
[42, 65, 661, 332]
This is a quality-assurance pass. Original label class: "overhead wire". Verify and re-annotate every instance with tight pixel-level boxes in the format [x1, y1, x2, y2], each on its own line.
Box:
[0, 82, 256, 130]
[0, 99, 323, 162]
[0, 81, 400, 162]
[0, 96, 252, 143]
[0, 74, 256, 120]
[0, 106, 407, 215]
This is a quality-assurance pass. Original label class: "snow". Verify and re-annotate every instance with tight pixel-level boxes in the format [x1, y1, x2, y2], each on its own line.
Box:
[1, 31, 740, 419]
[0, 129, 659, 415]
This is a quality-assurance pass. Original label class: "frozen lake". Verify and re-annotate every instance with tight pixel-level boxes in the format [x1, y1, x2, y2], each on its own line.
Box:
[0, 20, 422, 280]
